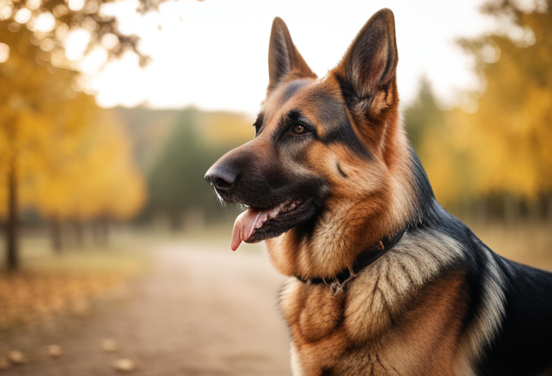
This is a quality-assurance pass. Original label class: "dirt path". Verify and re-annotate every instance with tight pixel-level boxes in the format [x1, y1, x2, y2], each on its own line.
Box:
[2, 241, 292, 376]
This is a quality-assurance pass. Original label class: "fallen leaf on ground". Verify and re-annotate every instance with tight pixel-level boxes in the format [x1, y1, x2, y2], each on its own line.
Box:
[0, 357, 10, 369]
[8, 351, 25, 364]
[47, 345, 63, 357]
[101, 339, 118, 352]
[114, 358, 136, 372]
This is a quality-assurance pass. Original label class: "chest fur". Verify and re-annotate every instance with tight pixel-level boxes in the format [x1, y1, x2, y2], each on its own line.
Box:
[278, 233, 473, 376]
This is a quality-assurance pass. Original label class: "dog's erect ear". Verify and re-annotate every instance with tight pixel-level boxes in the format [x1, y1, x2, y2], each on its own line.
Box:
[268, 17, 316, 95]
[333, 9, 398, 115]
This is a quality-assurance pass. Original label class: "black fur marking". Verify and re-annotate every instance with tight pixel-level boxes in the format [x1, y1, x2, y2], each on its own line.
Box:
[476, 258, 552, 376]
[405, 158, 496, 365]
[349, 22, 396, 90]
[322, 122, 371, 159]
[409, 153, 552, 375]
[270, 32, 292, 87]
[338, 9, 397, 104]
[287, 109, 301, 121]
[334, 72, 365, 109]
[404, 151, 492, 360]
[408, 147, 436, 224]
[417, 209, 552, 376]
[272, 80, 370, 158]
[275, 42, 290, 75]
[423, 207, 552, 376]
[254, 113, 265, 136]
[273, 109, 317, 142]
[337, 163, 348, 178]
[313, 92, 371, 159]
[281, 80, 309, 104]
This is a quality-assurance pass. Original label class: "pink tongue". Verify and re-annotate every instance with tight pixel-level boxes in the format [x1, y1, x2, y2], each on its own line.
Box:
[231, 206, 282, 251]
[231, 208, 262, 251]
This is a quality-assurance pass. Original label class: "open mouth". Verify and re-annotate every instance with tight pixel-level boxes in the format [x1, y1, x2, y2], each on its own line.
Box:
[230, 198, 315, 250]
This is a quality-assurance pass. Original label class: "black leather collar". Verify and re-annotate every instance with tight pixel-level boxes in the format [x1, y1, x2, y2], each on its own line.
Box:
[296, 228, 407, 293]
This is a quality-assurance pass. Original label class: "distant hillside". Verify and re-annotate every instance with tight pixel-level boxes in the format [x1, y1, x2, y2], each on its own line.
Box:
[111, 106, 253, 228]
[113, 106, 254, 172]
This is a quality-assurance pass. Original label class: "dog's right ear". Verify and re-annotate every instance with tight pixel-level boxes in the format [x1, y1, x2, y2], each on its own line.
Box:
[267, 17, 316, 95]
[333, 9, 398, 117]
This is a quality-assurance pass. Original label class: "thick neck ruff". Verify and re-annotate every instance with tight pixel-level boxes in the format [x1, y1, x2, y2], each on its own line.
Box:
[295, 228, 407, 294]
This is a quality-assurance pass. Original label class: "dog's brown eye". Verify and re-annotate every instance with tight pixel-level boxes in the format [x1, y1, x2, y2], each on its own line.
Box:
[292, 124, 307, 135]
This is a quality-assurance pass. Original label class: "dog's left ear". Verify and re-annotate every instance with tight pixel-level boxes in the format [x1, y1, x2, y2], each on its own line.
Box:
[268, 17, 316, 95]
[333, 8, 398, 116]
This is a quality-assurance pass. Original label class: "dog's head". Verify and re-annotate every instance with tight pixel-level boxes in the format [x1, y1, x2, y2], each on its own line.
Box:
[206, 9, 417, 275]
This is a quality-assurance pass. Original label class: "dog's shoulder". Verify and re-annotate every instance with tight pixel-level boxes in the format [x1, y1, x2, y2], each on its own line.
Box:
[476, 253, 552, 375]
[432, 208, 552, 376]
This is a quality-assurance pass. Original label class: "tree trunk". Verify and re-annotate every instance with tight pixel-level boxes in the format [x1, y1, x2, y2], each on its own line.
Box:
[95, 217, 110, 247]
[169, 212, 183, 233]
[51, 217, 62, 253]
[528, 199, 540, 224]
[475, 199, 488, 226]
[102, 218, 110, 247]
[73, 221, 84, 248]
[548, 196, 552, 225]
[504, 195, 519, 227]
[6, 157, 18, 271]
[92, 220, 101, 246]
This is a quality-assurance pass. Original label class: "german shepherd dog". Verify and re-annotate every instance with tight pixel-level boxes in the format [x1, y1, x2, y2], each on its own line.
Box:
[205, 9, 552, 376]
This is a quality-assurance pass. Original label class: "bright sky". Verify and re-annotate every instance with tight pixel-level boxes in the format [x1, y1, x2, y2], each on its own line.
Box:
[83, 0, 495, 115]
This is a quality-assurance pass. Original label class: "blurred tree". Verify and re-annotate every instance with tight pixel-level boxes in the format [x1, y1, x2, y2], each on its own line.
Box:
[0, 0, 145, 68]
[456, 0, 552, 220]
[404, 76, 444, 154]
[0, 0, 203, 70]
[26, 98, 146, 251]
[0, 24, 146, 267]
[148, 110, 210, 231]
[23, 92, 97, 251]
[404, 0, 552, 223]
[0, 24, 79, 269]
[403, 79, 475, 212]
[73, 110, 146, 244]
[0, 0, 203, 267]
[142, 108, 252, 231]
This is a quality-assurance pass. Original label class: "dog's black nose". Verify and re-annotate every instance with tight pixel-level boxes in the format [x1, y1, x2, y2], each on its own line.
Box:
[204, 164, 238, 191]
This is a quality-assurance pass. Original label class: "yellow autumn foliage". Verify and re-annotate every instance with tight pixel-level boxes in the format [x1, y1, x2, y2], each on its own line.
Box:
[411, 2, 552, 207]
[0, 25, 146, 224]
[200, 111, 254, 147]
[456, 7, 552, 199]
[27, 105, 147, 222]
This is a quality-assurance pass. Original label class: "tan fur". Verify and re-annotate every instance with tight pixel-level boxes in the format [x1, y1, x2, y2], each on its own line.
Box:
[264, 76, 416, 280]
[456, 245, 506, 375]
[278, 229, 475, 375]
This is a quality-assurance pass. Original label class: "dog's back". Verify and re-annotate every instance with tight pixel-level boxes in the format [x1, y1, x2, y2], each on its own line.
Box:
[483, 253, 552, 375]
[421, 203, 552, 375]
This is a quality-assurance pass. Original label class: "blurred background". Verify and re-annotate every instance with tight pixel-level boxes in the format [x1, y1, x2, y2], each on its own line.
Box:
[0, 0, 551, 374]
